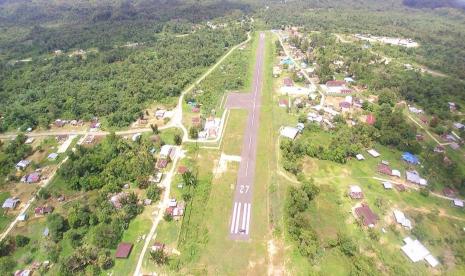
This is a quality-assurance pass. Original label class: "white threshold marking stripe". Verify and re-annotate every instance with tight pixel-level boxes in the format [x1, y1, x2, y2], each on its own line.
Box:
[230, 202, 239, 233]
[234, 202, 242, 234]
[241, 203, 248, 231]
[245, 203, 252, 235]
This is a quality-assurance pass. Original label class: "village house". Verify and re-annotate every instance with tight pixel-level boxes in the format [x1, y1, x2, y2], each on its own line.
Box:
[391, 169, 401, 178]
[355, 203, 378, 228]
[2, 197, 20, 209]
[401, 237, 439, 267]
[156, 159, 169, 169]
[283, 77, 294, 87]
[393, 210, 412, 229]
[280, 126, 299, 140]
[453, 199, 464, 208]
[402, 152, 420, 165]
[166, 199, 185, 220]
[151, 242, 165, 252]
[453, 122, 464, 130]
[35, 206, 54, 216]
[24, 172, 41, 184]
[110, 192, 128, 209]
[382, 181, 393, 189]
[349, 185, 363, 199]
[434, 145, 445, 153]
[278, 98, 289, 108]
[25, 137, 35, 144]
[54, 119, 66, 128]
[159, 145, 174, 160]
[339, 101, 351, 112]
[356, 154, 365, 161]
[367, 149, 380, 158]
[323, 80, 353, 94]
[14, 270, 32, 276]
[406, 170, 427, 186]
[115, 242, 133, 258]
[408, 106, 423, 114]
[48, 153, 58, 160]
[16, 160, 31, 171]
[307, 112, 323, 124]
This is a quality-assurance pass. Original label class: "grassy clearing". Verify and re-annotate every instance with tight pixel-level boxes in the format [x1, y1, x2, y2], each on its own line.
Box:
[111, 206, 155, 276]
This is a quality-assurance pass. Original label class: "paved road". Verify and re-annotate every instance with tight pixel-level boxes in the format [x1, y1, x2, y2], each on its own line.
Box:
[226, 32, 265, 240]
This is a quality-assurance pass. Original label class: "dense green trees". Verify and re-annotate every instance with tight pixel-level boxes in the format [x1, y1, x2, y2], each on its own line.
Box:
[285, 178, 320, 261]
[0, 134, 32, 185]
[0, 27, 247, 130]
[59, 133, 155, 191]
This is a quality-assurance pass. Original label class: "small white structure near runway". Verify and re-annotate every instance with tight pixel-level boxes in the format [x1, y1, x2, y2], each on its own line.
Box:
[367, 149, 380, 158]
[401, 237, 439, 267]
[356, 154, 365, 161]
[280, 126, 299, 140]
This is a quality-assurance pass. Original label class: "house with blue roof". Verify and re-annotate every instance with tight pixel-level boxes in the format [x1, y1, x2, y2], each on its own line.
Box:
[402, 152, 420, 165]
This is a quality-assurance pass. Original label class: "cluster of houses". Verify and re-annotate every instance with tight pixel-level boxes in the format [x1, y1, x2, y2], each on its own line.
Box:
[349, 184, 439, 268]
[156, 145, 176, 169]
[354, 34, 419, 48]
[165, 198, 185, 220]
[321, 80, 354, 95]
[349, 146, 465, 268]
[155, 108, 174, 120]
[53, 119, 84, 128]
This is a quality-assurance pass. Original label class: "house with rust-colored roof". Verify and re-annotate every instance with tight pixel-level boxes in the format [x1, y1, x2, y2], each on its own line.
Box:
[355, 203, 378, 227]
[377, 163, 392, 175]
[115, 243, 133, 258]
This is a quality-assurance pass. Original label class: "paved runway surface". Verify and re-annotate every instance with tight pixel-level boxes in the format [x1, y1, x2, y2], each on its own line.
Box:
[225, 32, 265, 240]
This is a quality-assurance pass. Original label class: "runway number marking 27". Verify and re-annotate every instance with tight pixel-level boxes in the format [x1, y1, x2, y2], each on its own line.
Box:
[240, 185, 250, 194]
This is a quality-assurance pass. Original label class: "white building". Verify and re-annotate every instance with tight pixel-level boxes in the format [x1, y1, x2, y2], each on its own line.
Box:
[367, 149, 380, 158]
[393, 210, 412, 230]
[280, 126, 299, 140]
[401, 237, 439, 267]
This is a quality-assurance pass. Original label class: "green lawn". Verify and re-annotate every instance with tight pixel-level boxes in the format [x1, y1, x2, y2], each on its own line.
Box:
[111, 207, 154, 276]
